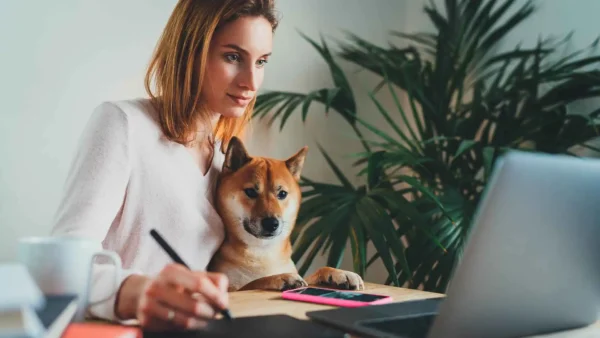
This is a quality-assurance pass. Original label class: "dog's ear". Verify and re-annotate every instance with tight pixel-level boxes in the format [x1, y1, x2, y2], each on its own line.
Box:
[285, 146, 308, 181]
[223, 136, 252, 173]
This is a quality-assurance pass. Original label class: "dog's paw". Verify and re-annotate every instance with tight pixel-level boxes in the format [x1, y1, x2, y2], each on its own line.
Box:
[239, 273, 308, 291]
[305, 267, 365, 290]
[275, 273, 309, 291]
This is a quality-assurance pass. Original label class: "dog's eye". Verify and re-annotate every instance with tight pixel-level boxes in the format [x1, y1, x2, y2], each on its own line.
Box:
[244, 188, 258, 198]
[277, 191, 288, 200]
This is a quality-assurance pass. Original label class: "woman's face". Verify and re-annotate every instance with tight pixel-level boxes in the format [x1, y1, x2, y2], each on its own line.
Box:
[201, 16, 273, 119]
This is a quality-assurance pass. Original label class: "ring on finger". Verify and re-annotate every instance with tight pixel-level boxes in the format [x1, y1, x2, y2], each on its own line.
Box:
[167, 309, 175, 321]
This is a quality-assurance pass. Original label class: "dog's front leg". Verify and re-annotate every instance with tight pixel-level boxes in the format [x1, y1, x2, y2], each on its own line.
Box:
[238, 273, 308, 291]
[305, 267, 365, 290]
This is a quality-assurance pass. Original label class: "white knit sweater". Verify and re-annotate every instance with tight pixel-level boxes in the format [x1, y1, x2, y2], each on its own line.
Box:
[51, 98, 225, 321]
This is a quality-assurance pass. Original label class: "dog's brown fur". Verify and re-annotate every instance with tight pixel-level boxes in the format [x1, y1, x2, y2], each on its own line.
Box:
[208, 137, 365, 292]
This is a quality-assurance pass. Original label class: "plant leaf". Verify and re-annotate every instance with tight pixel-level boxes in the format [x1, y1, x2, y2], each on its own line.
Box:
[317, 144, 355, 190]
[356, 198, 400, 286]
[348, 213, 367, 277]
[454, 140, 478, 158]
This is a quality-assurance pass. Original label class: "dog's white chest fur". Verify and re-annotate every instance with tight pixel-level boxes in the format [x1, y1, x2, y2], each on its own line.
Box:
[209, 245, 297, 291]
[226, 261, 295, 291]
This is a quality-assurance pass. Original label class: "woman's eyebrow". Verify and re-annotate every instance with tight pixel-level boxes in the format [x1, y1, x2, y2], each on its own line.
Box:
[222, 43, 272, 57]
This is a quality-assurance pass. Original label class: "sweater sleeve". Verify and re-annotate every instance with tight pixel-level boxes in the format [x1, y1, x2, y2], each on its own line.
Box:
[51, 102, 140, 322]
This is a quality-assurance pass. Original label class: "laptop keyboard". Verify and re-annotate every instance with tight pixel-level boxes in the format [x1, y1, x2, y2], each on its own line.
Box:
[358, 314, 437, 338]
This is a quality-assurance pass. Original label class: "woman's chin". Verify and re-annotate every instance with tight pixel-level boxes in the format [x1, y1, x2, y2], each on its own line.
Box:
[219, 106, 248, 119]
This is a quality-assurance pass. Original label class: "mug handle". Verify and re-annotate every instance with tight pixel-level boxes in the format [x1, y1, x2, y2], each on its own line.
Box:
[87, 250, 123, 305]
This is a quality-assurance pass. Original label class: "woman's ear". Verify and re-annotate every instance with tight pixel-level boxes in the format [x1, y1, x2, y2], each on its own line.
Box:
[285, 146, 308, 181]
[223, 136, 252, 173]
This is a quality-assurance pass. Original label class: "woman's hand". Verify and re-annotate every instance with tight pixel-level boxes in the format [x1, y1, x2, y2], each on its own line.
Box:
[115, 263, 229, 330]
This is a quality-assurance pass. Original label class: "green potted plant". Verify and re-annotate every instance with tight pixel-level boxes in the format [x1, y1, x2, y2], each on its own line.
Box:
[253, 0, 600, 292]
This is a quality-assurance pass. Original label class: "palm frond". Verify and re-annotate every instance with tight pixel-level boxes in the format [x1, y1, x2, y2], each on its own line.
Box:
[252, 0, 600, 293]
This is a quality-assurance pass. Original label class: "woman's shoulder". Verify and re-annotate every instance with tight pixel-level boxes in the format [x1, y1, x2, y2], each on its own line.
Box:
[96, 97, 158, 123]
[90, 97, 162, 137]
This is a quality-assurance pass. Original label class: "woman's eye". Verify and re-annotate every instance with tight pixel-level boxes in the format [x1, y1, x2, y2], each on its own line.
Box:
[277, 190, 287, 200]
[244, 188, 258, 198]
[225, 54, 240, 62]
[257, 59, 268, 67]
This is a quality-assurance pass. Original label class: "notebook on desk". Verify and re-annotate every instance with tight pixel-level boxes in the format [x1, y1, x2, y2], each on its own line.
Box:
[0, 294, 78, 338]
[62, 323, 141, 338]
[142, 314, 348, 338]
[0, 264, 78, 338]
[35, 294, 79, 338]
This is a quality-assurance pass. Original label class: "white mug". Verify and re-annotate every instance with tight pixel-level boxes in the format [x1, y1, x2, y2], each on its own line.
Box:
[17, 236, 122, 322]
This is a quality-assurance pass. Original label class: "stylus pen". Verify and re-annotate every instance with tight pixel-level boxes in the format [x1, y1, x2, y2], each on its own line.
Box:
[150, 228, 233, 321]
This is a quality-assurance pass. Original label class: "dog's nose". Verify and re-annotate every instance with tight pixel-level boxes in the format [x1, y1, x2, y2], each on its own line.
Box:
[261, 217, 279, 233]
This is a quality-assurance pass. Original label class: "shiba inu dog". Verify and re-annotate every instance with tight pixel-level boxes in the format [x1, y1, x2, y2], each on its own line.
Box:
[209, 137, 365, 292]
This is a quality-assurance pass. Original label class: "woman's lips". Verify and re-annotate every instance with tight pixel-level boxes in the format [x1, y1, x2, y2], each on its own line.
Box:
[227, 94, 252, 106]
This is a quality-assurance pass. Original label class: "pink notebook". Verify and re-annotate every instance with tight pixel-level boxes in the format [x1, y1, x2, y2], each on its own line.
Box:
[61, 323, 142, 338]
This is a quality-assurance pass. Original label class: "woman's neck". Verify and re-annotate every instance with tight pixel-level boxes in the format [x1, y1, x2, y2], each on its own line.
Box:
[193, 113, 220, 141]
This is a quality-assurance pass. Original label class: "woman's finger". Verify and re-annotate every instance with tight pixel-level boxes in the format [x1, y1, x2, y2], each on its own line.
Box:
[158, 265, 227, 307]
[205, 272, 229, 293]
[144, 280, 216, 319]
[156, 264, 227, 312]
[138, 296, 198, 329]
[192, 273, 229, 309]
[157, 263, 200, 291]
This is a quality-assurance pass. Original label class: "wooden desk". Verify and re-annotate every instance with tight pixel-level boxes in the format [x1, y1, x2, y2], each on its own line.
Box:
[228, 282, 441, 320]
[227, 282, 600, 338]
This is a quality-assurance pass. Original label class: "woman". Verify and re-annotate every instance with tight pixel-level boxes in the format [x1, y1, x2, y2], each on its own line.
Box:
[50, 0, 278, 330]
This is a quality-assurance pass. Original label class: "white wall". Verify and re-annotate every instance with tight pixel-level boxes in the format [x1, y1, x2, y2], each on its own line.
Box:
[0, 1, 180, 261]
[1, 0, 598, 285]
[0, 0, 406, 282]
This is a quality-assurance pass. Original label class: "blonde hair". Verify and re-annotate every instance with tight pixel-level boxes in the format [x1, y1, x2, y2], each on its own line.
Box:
[144, 0, 279, 154]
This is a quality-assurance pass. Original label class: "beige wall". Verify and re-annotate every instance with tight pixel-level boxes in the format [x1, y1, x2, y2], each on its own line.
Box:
[0, 0, 406, 286]
[1, 0, 598, 285]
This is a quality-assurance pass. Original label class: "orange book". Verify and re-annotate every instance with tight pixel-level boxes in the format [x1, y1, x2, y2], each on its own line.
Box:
[61, 323, 142, 338]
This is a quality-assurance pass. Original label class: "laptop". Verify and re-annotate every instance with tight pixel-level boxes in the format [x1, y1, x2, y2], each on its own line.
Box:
[307, 150, 600, 338]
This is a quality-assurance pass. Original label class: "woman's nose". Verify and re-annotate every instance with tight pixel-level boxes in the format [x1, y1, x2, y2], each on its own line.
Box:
[238, 67, 259, 91]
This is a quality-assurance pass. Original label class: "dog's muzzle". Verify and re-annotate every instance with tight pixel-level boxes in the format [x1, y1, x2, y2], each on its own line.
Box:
[243, 217, 281, 238]
[261, 217, 279, 235]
